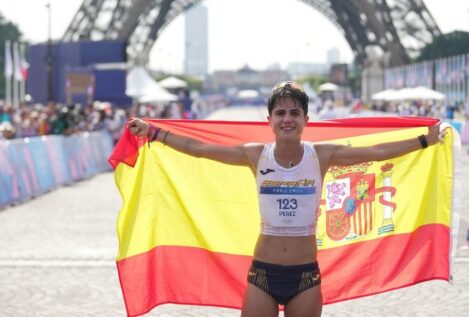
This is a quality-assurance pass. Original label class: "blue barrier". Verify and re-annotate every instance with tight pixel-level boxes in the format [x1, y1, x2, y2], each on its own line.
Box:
[0, 131, 114, 208]
[6, 140, 40, 201]
[28, 137, 56, 193]
[63, 135, 85, 181]
[80, 134, 99, 178]
[45, 136, 72, 186]
[0, 143, 20, 208]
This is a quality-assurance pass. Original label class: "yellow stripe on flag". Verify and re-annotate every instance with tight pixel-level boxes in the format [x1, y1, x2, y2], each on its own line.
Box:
[115, 144, 259, 261]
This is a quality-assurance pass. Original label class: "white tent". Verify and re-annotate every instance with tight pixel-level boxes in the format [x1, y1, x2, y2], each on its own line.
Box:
[391, 86, 446, 101]
[371, 87, 446, 101]
[158, 76, 188, 89]
[402, 86, 446, 100]
[237, 89, 259, 98]
[126, 66, 177, 102]
[371, 89, 398, 101]
[318, 82, 339, 91]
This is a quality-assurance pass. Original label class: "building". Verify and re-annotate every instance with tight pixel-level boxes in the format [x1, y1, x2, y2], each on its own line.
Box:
[184, 5, 208, 77]
[327, 47, 341, 66]
[286, 62, 329, 78]
[207, 65, 289, 93]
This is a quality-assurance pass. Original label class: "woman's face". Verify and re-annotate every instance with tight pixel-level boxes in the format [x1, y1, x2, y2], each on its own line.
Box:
[267, 97, 309, 141]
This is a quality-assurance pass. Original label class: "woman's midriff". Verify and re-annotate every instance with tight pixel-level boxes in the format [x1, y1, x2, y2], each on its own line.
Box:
[253, 234, 318, 265]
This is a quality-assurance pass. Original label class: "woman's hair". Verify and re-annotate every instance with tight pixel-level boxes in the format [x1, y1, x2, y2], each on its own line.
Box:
[267, 81, 309, 116]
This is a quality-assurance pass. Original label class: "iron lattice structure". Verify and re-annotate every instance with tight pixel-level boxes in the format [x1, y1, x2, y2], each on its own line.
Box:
[63, 0, 440, 66]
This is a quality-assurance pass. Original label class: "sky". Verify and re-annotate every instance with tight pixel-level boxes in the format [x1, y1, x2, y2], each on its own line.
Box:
[1, 0, 468, 73]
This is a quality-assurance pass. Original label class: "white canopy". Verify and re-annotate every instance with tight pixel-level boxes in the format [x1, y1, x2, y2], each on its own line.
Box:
[158, 76, 188, 89]
[237, 89, 259, 98]
[318, 82, 339, 91]
[371, 89, 398, 101]
[371, 87, 446, 101]
[397, 86, 446, 101]
[126, 66, 177, 102]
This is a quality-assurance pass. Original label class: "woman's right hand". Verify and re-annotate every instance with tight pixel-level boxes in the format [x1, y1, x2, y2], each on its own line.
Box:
[128, 118, 149, 137]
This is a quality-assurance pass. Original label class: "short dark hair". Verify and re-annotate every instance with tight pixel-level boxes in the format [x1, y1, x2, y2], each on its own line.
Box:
[267, 81, 309, 116]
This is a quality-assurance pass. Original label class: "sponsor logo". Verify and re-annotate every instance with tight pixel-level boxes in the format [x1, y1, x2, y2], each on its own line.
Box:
[261, 179, 314, 187]
[260, 168, 275, 175]
[260, 179, 316, 195]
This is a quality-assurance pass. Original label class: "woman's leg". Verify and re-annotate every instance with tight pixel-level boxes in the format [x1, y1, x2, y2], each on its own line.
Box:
[241, 283, 279, 317]
[284, 285, 322, 317]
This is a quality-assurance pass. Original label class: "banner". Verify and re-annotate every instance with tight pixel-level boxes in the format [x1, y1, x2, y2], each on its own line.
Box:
[110, 118, 460, 317]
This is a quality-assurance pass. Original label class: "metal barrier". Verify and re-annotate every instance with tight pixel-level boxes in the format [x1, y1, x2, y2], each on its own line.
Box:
[0, 131, 114, 209]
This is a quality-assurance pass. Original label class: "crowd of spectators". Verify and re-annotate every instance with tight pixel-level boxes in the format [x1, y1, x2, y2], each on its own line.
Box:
[0, 93, 228, 143]
[0, 102, 128, 143]
[368, 100, 466, 119]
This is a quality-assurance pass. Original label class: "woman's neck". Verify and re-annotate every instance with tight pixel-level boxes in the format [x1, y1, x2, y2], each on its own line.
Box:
[274, 141, 303, 168]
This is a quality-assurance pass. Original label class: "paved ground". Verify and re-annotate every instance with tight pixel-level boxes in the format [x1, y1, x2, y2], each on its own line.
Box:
[0, 146, 468, 317]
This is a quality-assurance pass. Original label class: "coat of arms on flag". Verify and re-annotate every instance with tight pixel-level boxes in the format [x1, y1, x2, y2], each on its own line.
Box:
[317, 161, 400, 247]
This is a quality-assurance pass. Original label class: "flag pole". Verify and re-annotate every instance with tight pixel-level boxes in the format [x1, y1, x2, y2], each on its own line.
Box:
[5, 75, 11, 107]
[20, 43, 26, 102]
[46, 2, 54, 102]
[12, 42, 19, 109]
[4, 40, 12, 107]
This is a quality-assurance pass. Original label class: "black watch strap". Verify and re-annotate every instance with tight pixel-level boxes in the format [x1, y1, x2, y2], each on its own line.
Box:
[418, 135, 428, 149]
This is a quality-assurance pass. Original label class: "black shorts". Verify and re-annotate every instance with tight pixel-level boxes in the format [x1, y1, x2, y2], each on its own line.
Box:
[247, 260, 321, 305]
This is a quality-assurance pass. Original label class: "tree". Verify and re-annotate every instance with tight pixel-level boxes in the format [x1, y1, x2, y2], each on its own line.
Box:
[0, 13, 23, 100]
[296, 74, 329, 92]
[416, 31, 469, 62]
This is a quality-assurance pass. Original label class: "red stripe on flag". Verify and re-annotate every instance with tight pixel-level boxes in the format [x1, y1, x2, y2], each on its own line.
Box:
[320, 224, 450, 304]
[117, 246, 252, 317]
[117, 224, 450, 316]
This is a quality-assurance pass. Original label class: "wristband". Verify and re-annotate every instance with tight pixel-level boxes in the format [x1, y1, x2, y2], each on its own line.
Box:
[147, 125, 155, 139]
[146, 125, 161, 148]
[418, 135, 428, 149]
[150, 127, 161, 142]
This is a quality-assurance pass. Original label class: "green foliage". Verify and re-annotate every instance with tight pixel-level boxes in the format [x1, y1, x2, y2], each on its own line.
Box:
[417, 31, 469, 62]
[347, 66, 362, 98]
[296, 74, 329, 91]
[0, 13, 23, 99]
[297, 68, 362, 98]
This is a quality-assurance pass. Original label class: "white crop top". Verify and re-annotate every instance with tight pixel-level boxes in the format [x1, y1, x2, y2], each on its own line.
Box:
[256, 142, 322, 236]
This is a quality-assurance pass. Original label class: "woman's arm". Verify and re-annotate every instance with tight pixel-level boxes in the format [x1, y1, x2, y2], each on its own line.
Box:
[318, 123, 446, 167]
[128, 118, 261, 166]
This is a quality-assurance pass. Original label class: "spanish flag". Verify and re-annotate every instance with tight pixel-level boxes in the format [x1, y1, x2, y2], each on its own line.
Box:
[109, 117, 461, 317]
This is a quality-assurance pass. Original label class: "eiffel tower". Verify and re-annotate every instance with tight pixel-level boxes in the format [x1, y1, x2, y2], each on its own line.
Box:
[62, 0, 440, 67]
